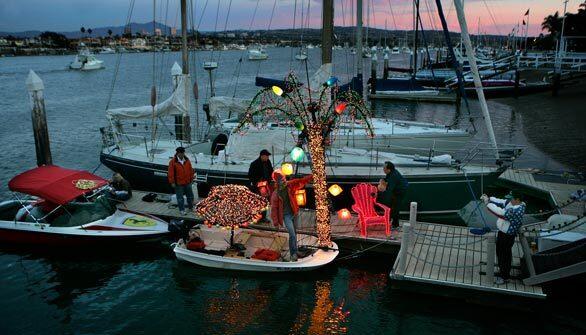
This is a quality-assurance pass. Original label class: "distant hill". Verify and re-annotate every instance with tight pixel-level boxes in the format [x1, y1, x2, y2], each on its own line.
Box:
[0, 21, 174, 38]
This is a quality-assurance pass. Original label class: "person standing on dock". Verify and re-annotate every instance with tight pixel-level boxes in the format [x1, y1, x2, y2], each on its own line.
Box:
[248, 149, 274, 196]
[168, 147, 195, 215]
[482, 191, 526, 285]
[377, 161, 409, 230]
[270, 171, 313, 262]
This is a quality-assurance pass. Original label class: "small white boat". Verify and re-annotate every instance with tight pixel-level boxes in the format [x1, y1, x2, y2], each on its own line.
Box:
[98, 47, 116, 54]
[0, 166, 169, 247]
[174, 225, 339, 272]
[391, 47, 400, 54]
[248, 47, 268, 60]
[69, 46, 104, 71]
[295, 49, 308, 61]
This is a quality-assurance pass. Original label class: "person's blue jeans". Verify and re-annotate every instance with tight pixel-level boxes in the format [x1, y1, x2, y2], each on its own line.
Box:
[175, 183, 194, 212]
[283, 213, 297, 257]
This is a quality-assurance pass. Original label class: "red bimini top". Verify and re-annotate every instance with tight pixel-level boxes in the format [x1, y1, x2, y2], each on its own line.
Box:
[8, 165, 108, 205]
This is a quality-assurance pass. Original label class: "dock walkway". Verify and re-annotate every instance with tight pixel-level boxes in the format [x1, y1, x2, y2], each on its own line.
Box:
[390, 218, 546, 299]
[118, 190, 199, 221]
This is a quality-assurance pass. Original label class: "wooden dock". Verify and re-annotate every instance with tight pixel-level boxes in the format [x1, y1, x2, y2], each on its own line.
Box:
[499, 169, 585, 217]
[251, 209, 402, 254]
[390, 219, 546, 299]
[118, 191, 201, 222]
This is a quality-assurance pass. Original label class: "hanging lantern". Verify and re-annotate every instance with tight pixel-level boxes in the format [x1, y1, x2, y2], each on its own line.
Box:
[272, 85, 284, 96]
[328, 184, 343, 197]
[281, 163, 294, 176]
[290, 147, 305, 163]
[294, 189, 307, 207]
[338, 208, 351, 220]
[335, 102, 347, 114]
[326, 76, 339, 87]
[294, 120, 305, 131]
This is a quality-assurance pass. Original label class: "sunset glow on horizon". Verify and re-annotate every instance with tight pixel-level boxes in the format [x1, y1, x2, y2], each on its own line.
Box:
[1, 0, 584, 37]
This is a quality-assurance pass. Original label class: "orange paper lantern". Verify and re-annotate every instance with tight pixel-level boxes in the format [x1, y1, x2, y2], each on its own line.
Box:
[294, 189, 307, 207]
[338, 208, 351, 220]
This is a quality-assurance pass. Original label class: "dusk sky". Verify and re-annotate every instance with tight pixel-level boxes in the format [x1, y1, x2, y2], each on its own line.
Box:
[0, 0, 583, 36]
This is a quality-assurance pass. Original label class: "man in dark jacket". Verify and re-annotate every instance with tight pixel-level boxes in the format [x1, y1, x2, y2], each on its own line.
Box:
[377, 161, 409, 229]
[248, 149, 274, 195]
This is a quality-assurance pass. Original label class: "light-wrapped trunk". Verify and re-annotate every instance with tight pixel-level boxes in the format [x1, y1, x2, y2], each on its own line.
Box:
[307, 125, 331, 247]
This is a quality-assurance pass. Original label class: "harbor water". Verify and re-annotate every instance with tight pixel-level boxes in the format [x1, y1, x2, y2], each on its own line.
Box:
[0, 49, 585, 334]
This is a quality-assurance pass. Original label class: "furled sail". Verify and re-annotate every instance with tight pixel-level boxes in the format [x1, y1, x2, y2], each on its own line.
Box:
[106, 76, 187, 120]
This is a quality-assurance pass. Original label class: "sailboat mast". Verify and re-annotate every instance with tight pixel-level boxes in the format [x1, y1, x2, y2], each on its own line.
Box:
[322, 0, 334, 64]
[356, 0, 365, 97]
[181, 0, 189, 74]
[453, 0, 499, 160]
[180, 0, 191, 142]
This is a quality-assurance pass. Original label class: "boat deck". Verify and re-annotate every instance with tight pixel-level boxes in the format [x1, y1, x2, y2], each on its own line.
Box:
[389, 221, 546, 299]
[499, 169, 585, 217]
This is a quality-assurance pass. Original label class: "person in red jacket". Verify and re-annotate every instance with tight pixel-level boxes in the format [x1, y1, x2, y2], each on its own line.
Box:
[270, 171, 313, 261]
[168, 147, 195, 215]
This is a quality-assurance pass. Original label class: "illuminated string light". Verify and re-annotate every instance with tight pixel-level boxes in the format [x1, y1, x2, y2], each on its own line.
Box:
[235, 72, 374, 247]
[195, 185, 269, 228]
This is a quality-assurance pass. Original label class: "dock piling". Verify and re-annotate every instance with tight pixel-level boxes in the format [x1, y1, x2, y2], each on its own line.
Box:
[486, 234, 496, 286]
[408, 202, 417, 228]
[397, 222, 412, 275]
[519, 233, 536, 277]
[25, 70, 52, 166]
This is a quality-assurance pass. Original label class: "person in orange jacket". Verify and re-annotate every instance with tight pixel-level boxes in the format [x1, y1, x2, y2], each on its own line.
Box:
[270, 171, 313, 261]
[168, 147, 195, 215]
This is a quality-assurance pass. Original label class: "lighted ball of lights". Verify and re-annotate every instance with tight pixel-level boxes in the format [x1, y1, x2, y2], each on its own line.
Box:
[236, 72, 373, 247]
[195, 184, 269, 247]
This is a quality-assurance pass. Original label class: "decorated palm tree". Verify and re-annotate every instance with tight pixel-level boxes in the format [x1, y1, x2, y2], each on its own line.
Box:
[235, 72, 373, 247]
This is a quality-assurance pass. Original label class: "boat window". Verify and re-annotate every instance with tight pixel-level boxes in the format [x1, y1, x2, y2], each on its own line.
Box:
[50, 195, 116, 227]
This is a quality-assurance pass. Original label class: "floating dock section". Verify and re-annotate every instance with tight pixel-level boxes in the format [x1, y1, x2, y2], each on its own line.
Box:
[390, 203, 547, 299]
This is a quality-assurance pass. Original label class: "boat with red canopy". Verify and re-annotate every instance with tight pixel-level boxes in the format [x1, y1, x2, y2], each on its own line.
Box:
[0, 165, 169, 246]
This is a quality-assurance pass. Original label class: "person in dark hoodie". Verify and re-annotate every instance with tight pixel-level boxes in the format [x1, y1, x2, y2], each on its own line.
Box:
[168, 147, 195, 215]
[248, 149, 274, 196]
[377, 161, 409, 230]
[110, 172, 132, 201]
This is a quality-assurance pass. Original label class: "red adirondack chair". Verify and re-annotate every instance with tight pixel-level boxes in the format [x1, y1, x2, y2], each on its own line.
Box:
[351, 183, 391, 237]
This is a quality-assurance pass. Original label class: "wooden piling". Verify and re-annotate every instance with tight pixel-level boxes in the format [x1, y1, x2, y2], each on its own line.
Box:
[514, 70, 520, 98]
[486, 234, 496, 286]
[26, 70, 52, 166]
[552, 73, 561, 97]
[383, 53, 389, 80]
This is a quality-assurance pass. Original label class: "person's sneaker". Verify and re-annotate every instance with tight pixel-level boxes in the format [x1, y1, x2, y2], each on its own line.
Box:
[291, 254, 298, 262]
[180, 210, 187, 216]
[494, 276, 508, 285]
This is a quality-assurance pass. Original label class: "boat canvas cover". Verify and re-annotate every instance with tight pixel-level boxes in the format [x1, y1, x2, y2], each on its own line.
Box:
[106, 77, 187, 120]
[208, 96, 251, 124]
[8, 165, 108, 205]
